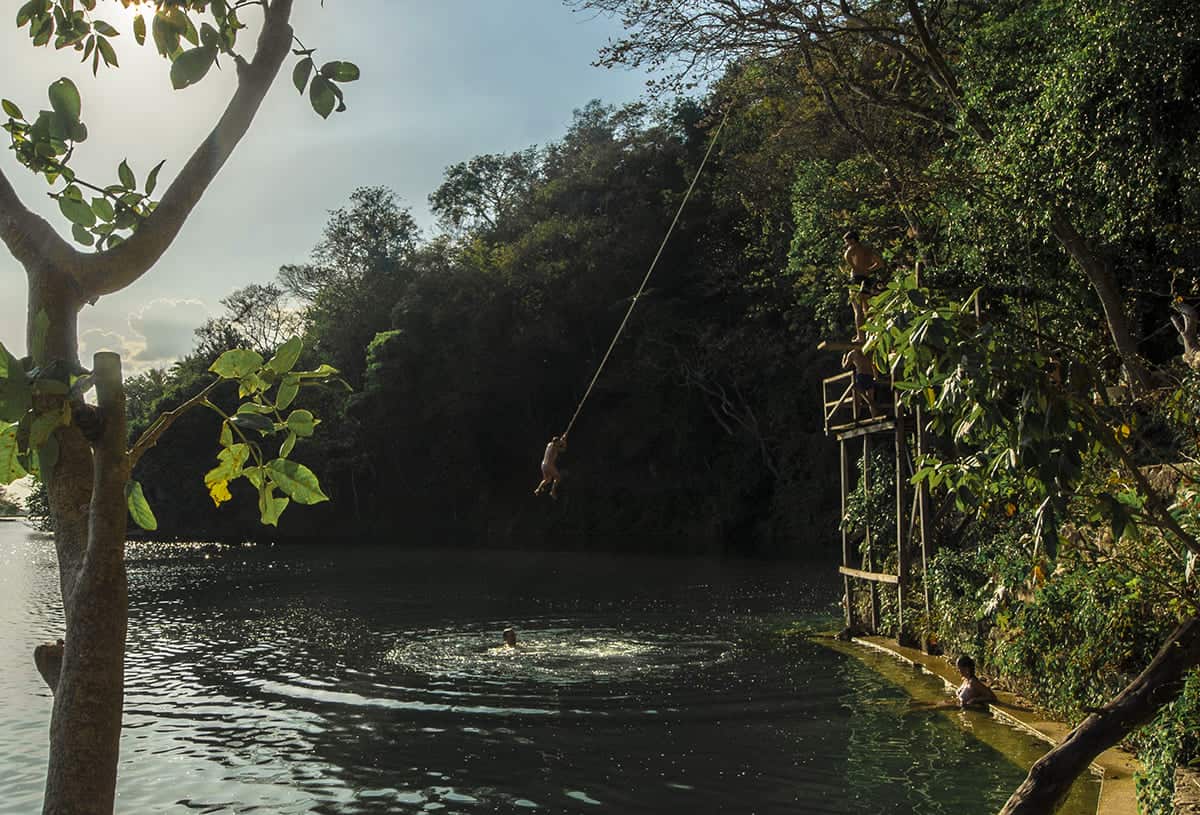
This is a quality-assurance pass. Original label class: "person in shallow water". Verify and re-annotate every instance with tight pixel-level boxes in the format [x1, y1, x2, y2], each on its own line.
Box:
[954, 654, 998, 708]
[502, 627, 517, 648]
[907, 653, 998, 712]
[533, 434, 567, 499]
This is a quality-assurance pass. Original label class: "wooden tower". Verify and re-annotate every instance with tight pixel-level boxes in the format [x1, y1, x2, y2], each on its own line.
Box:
[820, 340, 933, 647]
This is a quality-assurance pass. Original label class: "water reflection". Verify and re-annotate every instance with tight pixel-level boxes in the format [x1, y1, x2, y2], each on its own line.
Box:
[0, 527, 1097, 814]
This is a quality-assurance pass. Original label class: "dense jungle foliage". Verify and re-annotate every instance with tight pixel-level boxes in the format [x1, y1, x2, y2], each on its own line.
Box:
[27, 0, 1192, 808]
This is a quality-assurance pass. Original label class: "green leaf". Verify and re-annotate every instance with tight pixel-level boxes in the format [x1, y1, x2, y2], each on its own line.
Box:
[258, 484, 289, 526]
[280, 430, 296, 458]
[145, 159, 165, 196]
[309, 75, 336, 119]
[296, 363, 339, 379]
[132, 13, 145, 45]
[209, 348, 263, 379]
[170, 46, 216, 89]
[92, 19, 118, 37]
[265, 458, 328, 504]
[96, 35, 117, 67]
[204, 442, 250, 486]
[2, 99, 23, 119]
[199, 22, 220, 50]
[71, 222, 94, 246]
[238, 372, 269, 398]
[0, 423, 27, 484]
[91, 196, 114, 222]
[275, 375, 299, 410]
[293, 57, 313, 94]
[29, 403, 67, 447]
[219, 421, 233, 448]
[285, 409, 316, 438]
[0, 371, 33, 425]
[267, 336, 303, 375]
[229, 413, 274, 434]
[58, 194, 96, 227]
[117, 158, 135, 190]
[47, 77, 81, 123]
[16, 1, 37, 28]
[235, 401, 274, 415]
[125, 480, 158, 531]
[319, 60, 359, 82]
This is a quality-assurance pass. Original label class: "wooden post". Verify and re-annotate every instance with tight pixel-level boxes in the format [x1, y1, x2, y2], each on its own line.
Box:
[840, 438, 854, 629]
[895, 404, 909, 644]
[916, 402, 934, 646]
[863, 435, 879, 631]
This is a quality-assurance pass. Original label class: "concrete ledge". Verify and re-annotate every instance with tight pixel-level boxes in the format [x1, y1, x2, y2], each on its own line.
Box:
[846, 636, 1140, 815]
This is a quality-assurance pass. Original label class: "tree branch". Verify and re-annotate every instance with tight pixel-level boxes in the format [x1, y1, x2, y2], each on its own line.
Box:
[128, 377, 223, 469]
[0, 166, 78, 272]
[75, 0, 296, 299]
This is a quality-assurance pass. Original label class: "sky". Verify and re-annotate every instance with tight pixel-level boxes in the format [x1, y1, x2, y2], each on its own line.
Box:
[0, 1, 657, 372]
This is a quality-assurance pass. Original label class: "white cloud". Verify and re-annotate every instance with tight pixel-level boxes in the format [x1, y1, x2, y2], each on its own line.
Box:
[79, 328, 143, 361]
[77, 298, 210, 376]
[127, 298, 210, 364]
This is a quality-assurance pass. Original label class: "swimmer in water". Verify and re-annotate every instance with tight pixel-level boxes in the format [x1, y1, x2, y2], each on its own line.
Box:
[907, 653, 998, 712]
[502, 627, 517, 648]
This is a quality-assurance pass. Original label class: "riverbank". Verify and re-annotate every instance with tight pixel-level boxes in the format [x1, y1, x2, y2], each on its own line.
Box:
[823, 635, 1139, 815]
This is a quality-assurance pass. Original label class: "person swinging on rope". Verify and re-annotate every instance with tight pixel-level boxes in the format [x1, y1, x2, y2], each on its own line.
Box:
[533, 434, 568, 499]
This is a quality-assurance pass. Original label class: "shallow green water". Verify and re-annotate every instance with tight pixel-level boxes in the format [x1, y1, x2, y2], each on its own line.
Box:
[0, 525, 1097, 813]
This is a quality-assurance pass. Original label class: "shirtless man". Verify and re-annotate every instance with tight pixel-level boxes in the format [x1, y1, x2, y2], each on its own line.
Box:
[843, 230, 885, 340]
[954, 654, 998, 708]
[908, 654, 998, 712]
[841, 346, 878, 417]
[533, 434, 567, 499]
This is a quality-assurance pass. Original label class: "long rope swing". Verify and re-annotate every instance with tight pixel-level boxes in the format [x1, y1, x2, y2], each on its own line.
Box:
[560, 108, 731, 439]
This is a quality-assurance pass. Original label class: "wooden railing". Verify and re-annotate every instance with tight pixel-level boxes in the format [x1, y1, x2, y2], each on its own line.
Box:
[822, 371, 894, 433]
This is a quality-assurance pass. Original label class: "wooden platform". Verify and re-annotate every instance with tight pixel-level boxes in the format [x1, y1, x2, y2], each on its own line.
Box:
[838, 565, 899, 584]
[829, 417, 896, 438]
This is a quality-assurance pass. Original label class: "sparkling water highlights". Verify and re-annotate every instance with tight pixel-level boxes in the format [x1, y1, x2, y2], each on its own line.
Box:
[0, 525, 1098, 814]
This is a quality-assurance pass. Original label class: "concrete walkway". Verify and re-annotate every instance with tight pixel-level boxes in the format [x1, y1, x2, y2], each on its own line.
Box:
[843, 636, 1140, 815]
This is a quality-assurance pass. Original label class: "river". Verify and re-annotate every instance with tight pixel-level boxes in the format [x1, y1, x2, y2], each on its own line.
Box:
[0, 523, 1098, 813]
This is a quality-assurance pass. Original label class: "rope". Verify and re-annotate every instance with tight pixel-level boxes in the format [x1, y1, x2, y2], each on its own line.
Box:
[561, 108, 731, 438]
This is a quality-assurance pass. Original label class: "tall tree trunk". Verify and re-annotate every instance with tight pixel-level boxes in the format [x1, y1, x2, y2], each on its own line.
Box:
[31, 271, 131, 815]
[999, 616, 1200, 814]
[1048, 210, 1153, 394]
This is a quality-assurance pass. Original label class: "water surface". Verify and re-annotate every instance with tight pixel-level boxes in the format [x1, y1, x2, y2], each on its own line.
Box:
[0, 524, 1097, 813]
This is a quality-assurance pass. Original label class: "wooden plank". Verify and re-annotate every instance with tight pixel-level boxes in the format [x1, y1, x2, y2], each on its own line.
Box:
[832, 419, 896, 439]
[839, 565, 900, 584]
[817, 340, 860, 352]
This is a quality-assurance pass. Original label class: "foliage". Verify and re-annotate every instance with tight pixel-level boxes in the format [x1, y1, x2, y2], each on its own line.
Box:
[1136, 670, 1200, 815]
[3, 1, 359, 249]
[0, 485, 20, 516]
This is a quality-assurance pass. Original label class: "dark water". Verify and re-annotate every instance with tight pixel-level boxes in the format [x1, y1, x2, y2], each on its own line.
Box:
[0, 525, 1097, 814]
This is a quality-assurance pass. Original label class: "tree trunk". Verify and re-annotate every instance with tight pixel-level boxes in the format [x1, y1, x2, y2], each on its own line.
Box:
[31, 269, 131, 815]
[999, 616, 1200, 815]
[1048, 210, 1153, 394]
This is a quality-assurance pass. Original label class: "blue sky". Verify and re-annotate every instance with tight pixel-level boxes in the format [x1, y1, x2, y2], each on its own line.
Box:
[0, 1, 657, 370]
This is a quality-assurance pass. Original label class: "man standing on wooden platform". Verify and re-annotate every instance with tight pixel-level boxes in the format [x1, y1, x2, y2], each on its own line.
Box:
[843, 230, 886, 340]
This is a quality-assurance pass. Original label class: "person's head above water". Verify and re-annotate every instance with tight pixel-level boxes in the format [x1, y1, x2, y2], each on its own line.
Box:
[955, 654, 977, 678]
[503, 627, 517, 647]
